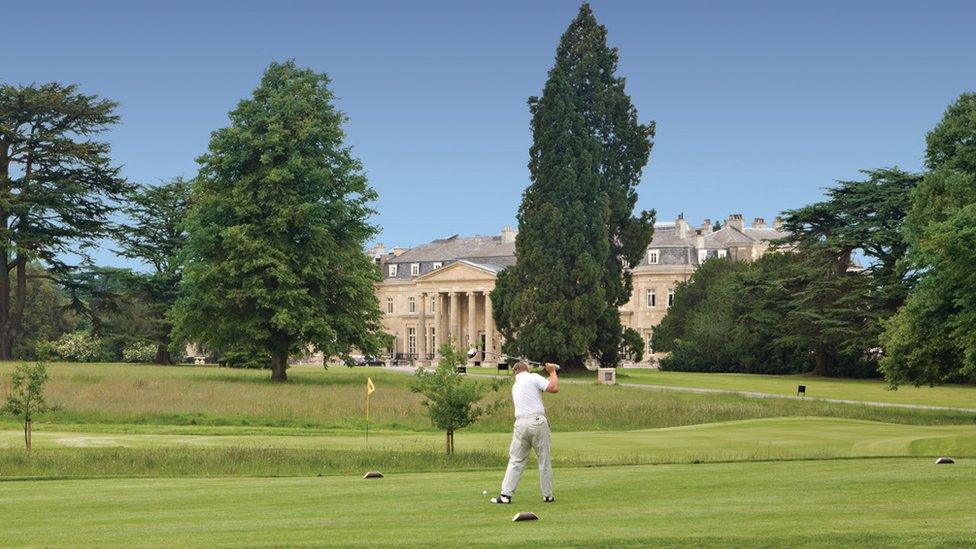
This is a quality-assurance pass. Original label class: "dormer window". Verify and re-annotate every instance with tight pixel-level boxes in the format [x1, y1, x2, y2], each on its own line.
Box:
[388, 264, 397, 277]
[432, 261, 443, 270]
[647, 250, 659, 264]
[410, 263, 420, 276]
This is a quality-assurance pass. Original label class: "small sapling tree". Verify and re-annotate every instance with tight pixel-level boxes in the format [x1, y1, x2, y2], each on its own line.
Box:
[412, 343, 503, 454]
[2, 361, 49, 450]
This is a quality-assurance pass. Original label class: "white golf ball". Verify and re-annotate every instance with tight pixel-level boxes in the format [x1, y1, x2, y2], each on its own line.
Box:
[482, 490, 488, 495]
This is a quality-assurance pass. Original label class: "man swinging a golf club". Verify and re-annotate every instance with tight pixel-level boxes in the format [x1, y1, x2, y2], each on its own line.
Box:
[489, 360, 559, 505]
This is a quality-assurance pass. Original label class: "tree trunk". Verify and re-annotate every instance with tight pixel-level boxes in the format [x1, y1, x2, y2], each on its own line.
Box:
[154, 344, 173, 365]
[271, 349, 288, 382]
[557, 356, 588, 374]
[446, 429, 454, 455]
[0, 248, 10, 361]
[24, 419, 31, 451]
[812, 344, 833, 377]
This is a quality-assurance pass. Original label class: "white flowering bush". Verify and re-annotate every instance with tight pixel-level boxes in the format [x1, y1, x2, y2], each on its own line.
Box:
[122, 341, 157, 363]
[51, 332, 102, 362]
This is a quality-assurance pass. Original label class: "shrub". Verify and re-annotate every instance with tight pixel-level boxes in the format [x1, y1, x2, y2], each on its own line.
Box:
[122, 341, 158, 363]
[50, 332, 102, 362]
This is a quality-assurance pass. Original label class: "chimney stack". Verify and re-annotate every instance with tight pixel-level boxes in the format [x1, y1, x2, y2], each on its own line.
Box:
[500, 226, 517, 243]
[726, 213, 744, 232]
[675, 213, 689, 238]
[752, 217, 766, 229]
[701, 218, 712, 234]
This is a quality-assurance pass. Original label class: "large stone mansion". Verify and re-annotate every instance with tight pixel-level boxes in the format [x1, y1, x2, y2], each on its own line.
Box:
[371, 214, 787, 366]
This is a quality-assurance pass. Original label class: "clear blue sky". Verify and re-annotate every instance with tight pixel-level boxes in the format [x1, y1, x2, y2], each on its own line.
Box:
[4, 1, 974, 267]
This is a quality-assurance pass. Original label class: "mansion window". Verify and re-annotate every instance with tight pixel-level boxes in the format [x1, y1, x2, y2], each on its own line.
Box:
[646, 289, 656, 308]
[408, 327, 416, 355]
[668, 288, 675, 308]
[430, 296, 437, 313]
[388, 264, 397, 277]
[647, 249, 659, 264]
[410, 263, 420, 276]
[429, 327, 436, 355]
[718, 249, 728, 258]
[408, 297, 416, 313]
[698, 250, 708, 263]
[432, 261, 443, 270]
[387, 297, 394, 314]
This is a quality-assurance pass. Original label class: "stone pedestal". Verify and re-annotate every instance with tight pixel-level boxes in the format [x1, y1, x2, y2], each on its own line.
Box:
[597, 368, 616, 385]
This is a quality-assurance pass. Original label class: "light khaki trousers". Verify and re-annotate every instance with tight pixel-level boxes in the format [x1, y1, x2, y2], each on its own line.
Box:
[501, 414, 553, 498]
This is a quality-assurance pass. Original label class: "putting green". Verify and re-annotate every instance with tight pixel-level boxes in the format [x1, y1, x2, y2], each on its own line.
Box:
[2, 417, 973, 464]
[0, 458, 972, 546]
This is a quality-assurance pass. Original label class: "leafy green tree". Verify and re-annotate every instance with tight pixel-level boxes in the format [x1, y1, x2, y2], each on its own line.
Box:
[172, 61, 384, 381]
[411, 343, 502, 454]
[620, 327, 645, 363]
[881, 93, 976, 386]
[492, 4, 655, 370]
[115, 178, 192, 363]
[0, 82, 128, 359]
[1, 361, 48, 450]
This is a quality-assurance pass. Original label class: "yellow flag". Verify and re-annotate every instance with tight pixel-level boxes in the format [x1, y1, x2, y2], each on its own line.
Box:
[366, 377, 375, 396]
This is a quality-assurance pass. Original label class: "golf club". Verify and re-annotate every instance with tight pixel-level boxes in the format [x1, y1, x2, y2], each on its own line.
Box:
[466, 348, 560, 371]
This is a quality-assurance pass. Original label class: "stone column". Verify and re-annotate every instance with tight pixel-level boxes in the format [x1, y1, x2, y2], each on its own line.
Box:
[467, 292, 477, 350]
[433, 292, 443, 361]
[417, 292, 427, 365]
[448, 291, 458, 347]
[484, 291, 494, 361]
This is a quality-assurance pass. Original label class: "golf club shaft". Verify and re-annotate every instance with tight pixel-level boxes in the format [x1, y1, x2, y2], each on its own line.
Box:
[476, 349, 560, 371]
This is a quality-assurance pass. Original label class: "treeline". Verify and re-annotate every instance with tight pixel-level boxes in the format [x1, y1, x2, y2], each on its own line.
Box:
[0, 61, 385, 379]
[653, 93, 976, 386]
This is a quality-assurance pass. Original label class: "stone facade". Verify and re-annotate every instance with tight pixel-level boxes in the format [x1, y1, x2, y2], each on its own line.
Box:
[375, 214, 787, 365]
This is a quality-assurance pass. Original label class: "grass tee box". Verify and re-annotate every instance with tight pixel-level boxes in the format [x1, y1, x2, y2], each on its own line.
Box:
[0, 458, 972, 547]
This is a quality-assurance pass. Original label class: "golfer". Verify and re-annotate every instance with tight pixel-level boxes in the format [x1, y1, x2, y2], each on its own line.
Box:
[490, 361, 559, 504]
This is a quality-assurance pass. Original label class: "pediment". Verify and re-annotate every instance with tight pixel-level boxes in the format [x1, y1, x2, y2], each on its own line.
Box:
[415, 260, 498, 283]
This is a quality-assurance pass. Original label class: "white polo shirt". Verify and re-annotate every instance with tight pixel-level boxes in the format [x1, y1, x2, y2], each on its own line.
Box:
[512, 371, 550, 418]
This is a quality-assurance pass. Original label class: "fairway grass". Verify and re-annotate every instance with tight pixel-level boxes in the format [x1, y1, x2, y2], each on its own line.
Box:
[2, 417, 974, 477]
[0, 458, 972, 547]
[614, 369, 976, 409]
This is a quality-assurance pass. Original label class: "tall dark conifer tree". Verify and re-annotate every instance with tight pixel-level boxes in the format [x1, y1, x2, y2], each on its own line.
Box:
[492, 4, 655, 369]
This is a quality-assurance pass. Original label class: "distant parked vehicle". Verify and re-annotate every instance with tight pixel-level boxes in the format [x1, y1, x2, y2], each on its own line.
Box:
[348, 355, 386, 366]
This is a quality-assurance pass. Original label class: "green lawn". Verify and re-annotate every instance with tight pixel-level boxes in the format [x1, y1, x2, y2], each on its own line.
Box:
[611, 369, 976, 408]
[1, 458, 972, 547]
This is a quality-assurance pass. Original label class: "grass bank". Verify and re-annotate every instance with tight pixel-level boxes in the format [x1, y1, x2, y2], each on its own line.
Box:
[1, 363, 974, 433]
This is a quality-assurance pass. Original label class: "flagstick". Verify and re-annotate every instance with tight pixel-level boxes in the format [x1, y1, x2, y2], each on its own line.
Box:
[366, 390, 370, 444]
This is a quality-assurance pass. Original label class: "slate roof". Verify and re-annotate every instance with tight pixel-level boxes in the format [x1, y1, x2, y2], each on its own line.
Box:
[391, 235, 514, 263]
